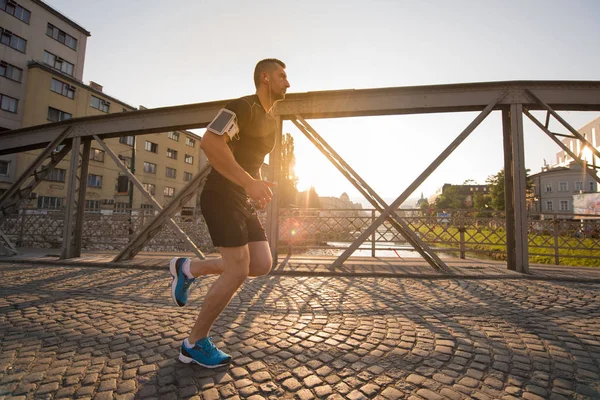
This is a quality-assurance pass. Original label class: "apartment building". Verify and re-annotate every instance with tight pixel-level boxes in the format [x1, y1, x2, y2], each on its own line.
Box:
[530, 162, 597, 215]
[0, 0, 89, 131]
[0, 1, 207, 213]
[1, 0, 89, 197]
[9, 63, 206, 212]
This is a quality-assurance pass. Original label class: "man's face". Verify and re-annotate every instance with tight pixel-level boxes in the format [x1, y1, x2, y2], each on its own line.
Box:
[268, 64, 290, 101]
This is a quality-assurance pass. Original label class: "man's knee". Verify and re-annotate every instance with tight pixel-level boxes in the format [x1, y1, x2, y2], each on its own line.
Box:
[221, 247, 251, 280]
[249, 257, 272, 277]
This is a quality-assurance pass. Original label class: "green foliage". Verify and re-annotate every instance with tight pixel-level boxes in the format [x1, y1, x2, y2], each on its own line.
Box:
[308, 187, 321, 208]
[486, 169, 506, 210]
[473, 192, 491, 210]
[419, 198, 430, 216]
[434, 186, 466, 211]
[486, 168, 533, 211]
[413, 223, 600, 267]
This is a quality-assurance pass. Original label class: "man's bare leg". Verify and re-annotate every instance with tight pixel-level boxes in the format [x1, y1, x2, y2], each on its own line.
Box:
[188, 241, 273, 342]
[188, 240, 272, 278]
[188, 245, 250, 343]
[189, 257, 224, 277]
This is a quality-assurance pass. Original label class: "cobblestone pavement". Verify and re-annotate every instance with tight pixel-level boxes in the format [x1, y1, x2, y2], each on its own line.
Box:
[0, 263, 599, 400]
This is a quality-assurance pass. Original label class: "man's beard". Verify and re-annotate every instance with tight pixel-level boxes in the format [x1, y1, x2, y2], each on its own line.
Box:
[271, 88, 285, 102]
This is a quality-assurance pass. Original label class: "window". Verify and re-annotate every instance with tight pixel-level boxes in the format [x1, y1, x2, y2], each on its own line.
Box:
[1, 0, 31, 24]
[576, 181, 583, 192]
[143, 183, 155, 195]
[184, 154, 194, 164]
[559, 182, 568, 192]
[43, 50, 74, 76]
[168, 131, 179, 141]
[560, 200, 569, 211]
[38, 196, 63, 209]
[546, 201, 553, 212]
[0, 61, 23, 82]
[90, 95, 109, 112]
[0, 160, 9, 176]
[165, 167, 176, 178]
[545, 183, 552, 193]
[119, 136, 134, 146]
[47, 107, 72, 122]
[85, 200, 100, 212]
[590, 182, 596, 192]
[186, 137, 195, 147]
[118, 155, 131, 169]
[164, 187, 175, 197]
[46, 23, 78, 50]
[44, 168, 66, 182]
[114, 202, 129, 214]
[143, 162, 156, 174]
[89, 148, 104, 162]
[183, 172, 193, 182]
[166, 148, 177, 159]
[116, 175, 129, 193]
[0, 93, 17, 113]
[87, 174, 103, 188]
[50, 78, 75, 99]
[0, 27, 26, 52]
[145, 141, 158, 153]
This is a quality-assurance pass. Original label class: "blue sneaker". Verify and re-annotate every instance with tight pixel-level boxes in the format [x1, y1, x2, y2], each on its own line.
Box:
[179, 337, 232, 368]
[169, 257, 195, 307]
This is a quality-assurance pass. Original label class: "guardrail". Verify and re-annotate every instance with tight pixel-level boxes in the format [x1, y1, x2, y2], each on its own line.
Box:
[2, 207, 599, 266]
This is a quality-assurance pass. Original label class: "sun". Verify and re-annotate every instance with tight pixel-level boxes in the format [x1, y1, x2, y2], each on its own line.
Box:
[293, 157, 315, 192]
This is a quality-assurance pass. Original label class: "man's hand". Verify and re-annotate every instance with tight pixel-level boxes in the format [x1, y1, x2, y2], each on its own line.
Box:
[245, 179, 277, 208]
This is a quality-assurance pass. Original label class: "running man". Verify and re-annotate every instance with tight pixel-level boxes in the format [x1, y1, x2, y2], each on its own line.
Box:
[169, 59, 290, 368]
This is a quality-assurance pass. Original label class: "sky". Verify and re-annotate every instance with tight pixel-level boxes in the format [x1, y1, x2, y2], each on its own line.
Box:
[45, 0, 600, 206]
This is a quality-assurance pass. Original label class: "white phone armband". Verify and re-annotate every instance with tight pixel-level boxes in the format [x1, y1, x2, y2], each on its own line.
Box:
[206, 108, 239, 139]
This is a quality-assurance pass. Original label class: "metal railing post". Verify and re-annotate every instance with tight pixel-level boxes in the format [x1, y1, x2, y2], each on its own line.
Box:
[371, 210, 376, 257]
[459, 216, 466, 259]
[553, 215, 560, 265]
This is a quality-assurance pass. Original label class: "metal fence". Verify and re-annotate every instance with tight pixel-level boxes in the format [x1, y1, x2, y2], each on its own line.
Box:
[2, 207, 600, 266]
[278, 208, 600, 266]
[0, 208, 215, 253]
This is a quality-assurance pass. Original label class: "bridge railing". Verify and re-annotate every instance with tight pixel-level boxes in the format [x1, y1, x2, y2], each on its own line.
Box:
[4, 206, 599, 266]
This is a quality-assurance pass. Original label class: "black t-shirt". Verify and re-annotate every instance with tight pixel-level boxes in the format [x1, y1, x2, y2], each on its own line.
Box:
[204, 95, 278, 195]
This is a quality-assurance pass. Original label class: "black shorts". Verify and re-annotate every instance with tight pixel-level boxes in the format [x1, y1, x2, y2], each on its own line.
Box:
[200, 188, 267, 248]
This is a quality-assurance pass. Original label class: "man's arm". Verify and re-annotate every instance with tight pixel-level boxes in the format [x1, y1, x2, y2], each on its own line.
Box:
[200, 133, 274, 203]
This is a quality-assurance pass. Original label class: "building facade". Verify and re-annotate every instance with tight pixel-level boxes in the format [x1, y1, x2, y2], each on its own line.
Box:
[530, 163, 597, 215]
[1, 0, 89, 131]
[0, 1, 207, 213]
[1, 0, 90, 199]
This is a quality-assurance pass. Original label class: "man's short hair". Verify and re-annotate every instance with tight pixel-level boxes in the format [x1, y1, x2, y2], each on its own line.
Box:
[254, 58, 286, 89]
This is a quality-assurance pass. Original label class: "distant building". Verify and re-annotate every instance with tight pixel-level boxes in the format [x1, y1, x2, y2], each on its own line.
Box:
[319, 192, 362, 209]
[430, 183, 490, 208]
[530, 115, 600, 217]
[530, 162, 597, 215]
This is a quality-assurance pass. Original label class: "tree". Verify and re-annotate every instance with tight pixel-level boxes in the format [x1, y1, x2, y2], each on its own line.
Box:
[434, 185, 467, 211]
[487, 169, 506, 210]
[486, 168, 533, 211]
[473, 192, 491, 210]
[419, 198, 430, 216]
[279, 133, 298, 207]
[308, 187, 321, 208]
